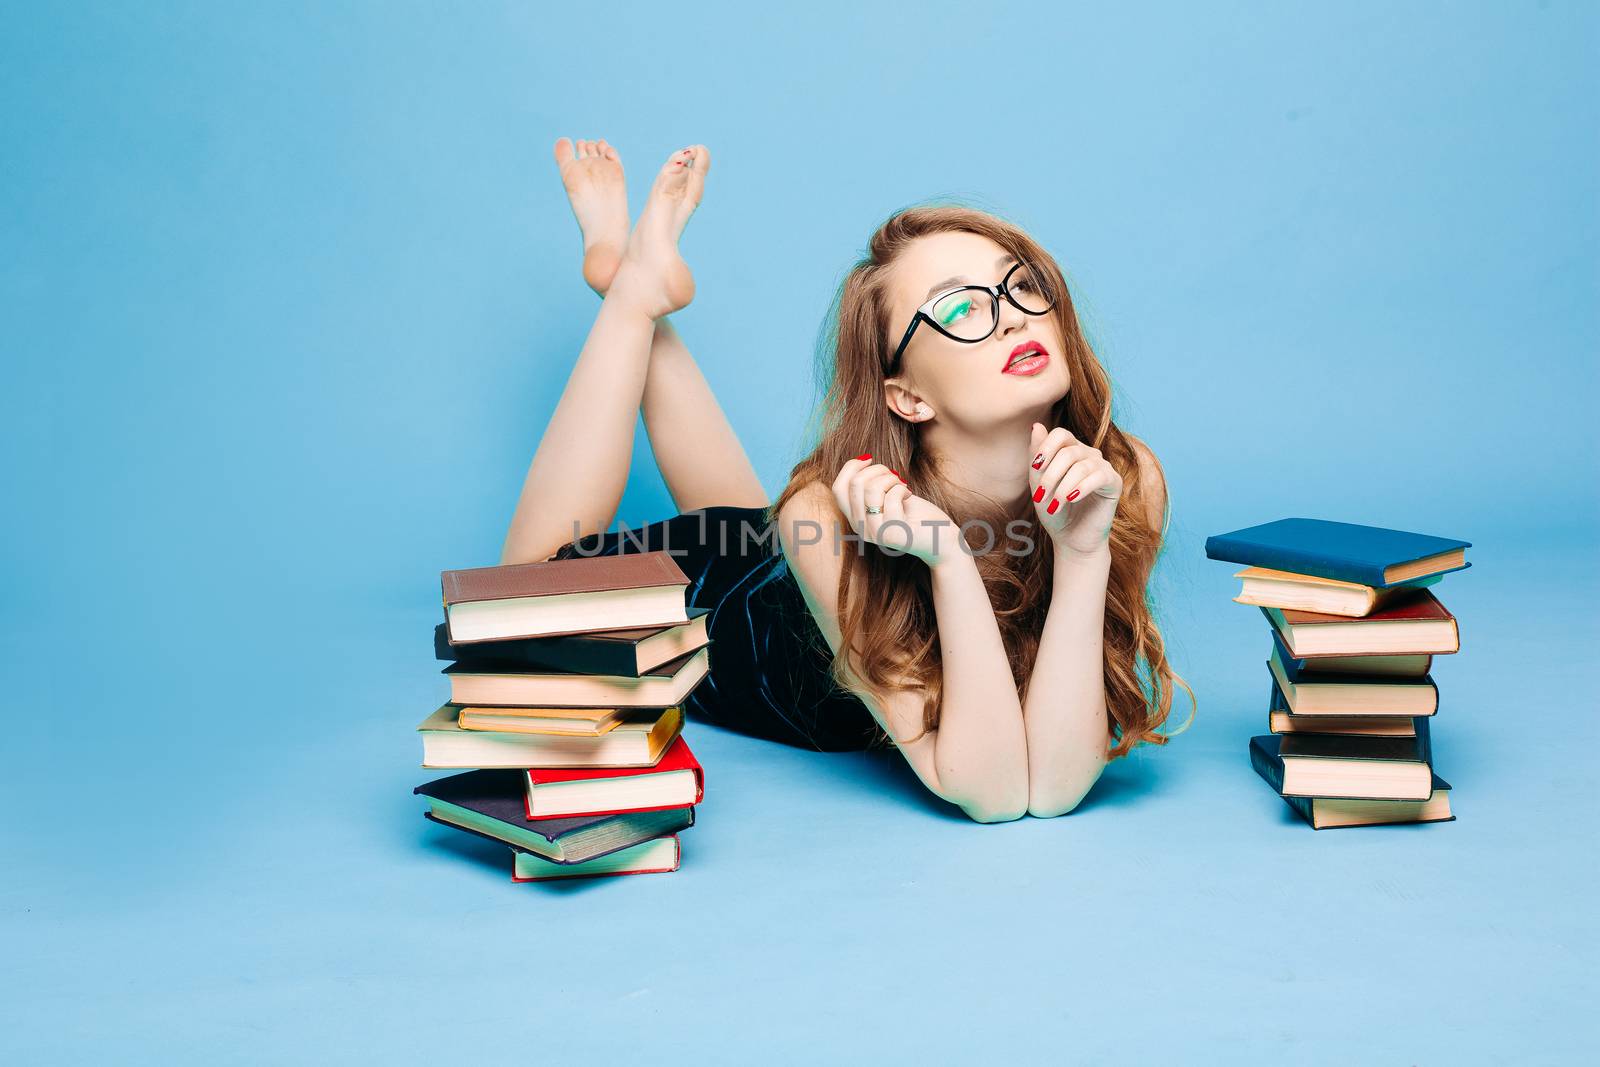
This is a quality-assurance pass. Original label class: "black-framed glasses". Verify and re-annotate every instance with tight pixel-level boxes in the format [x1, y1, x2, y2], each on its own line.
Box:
[885, 260, 1057, 374]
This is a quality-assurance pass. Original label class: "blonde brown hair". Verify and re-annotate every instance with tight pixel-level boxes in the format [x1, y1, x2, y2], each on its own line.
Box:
[769, 203, 1194, 758]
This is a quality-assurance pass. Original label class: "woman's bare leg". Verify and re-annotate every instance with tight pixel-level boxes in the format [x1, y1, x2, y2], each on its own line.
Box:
[554, 137, 767, 514]
[500, 141, 710, 565]
[638, 318, 768, 511]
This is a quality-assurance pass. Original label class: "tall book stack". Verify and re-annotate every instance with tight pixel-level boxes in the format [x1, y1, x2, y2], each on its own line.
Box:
[414, 549, 714, 881]
[1205, 518, 1472, 830]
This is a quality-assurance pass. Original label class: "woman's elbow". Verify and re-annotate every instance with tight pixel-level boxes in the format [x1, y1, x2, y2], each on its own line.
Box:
[960, 799, 1029, 824]
[1026, 790, 1087, 819]
[1027, 759, 1108, 818]
[952, 781, 1030, 824]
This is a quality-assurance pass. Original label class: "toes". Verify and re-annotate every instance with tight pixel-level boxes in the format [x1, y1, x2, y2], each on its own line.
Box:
[597, 138, 617, 161]
[553, 136, 574, 166]
[688, 144, 711, 175]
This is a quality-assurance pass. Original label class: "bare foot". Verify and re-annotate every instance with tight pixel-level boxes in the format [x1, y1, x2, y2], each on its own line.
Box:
[552, 136, 630, 297]
[608, 145, 711, 319]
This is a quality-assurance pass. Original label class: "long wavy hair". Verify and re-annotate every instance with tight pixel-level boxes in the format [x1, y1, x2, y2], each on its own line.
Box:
[769, 203, 1194, 759]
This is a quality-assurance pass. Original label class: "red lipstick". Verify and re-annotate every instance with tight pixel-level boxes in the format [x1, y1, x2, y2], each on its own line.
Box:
[1003, 341, 1049, 375]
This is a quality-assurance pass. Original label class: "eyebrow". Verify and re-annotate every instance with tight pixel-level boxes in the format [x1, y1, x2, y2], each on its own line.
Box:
[920, 254, 1018, 302]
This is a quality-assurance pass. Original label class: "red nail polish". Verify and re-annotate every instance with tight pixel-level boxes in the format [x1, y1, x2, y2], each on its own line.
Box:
[1047, 499, 1060, 514]
[1031, 454, 1043, 468]
[1032, 486, 1045, 503]
[856, 453, 872, 461]
[1066, 489, 1080, 502]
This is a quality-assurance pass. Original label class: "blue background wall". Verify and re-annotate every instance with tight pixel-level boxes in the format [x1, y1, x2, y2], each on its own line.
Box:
[4, 2, 1595, 1062]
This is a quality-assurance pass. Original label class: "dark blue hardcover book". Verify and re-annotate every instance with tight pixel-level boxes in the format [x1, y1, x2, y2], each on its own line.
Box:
[433, 607, 711, 676]
[1205, 517, 1471, 588]
[1250, 734, 1454, 828]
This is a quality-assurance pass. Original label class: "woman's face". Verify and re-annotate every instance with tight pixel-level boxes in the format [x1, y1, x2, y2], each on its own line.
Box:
[884, 230, 1069, 427]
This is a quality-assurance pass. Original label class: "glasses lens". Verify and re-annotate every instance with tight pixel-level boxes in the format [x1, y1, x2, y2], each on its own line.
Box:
[1005, 262, 1056, 315]
[929, 288, 995, 341]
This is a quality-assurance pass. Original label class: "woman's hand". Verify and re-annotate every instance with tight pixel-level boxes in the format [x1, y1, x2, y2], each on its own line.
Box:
[832, 455, 960, 568]
[1028, 422, 1121, 559]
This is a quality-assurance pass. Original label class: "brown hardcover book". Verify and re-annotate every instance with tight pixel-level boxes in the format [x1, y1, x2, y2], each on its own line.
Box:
[441, 551, 691, 644]
[1261, 588, 1460, 658]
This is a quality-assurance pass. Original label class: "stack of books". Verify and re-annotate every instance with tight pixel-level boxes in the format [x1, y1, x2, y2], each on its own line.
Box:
[1205, 518, 1472, 829]
[414, 549, 714, 881]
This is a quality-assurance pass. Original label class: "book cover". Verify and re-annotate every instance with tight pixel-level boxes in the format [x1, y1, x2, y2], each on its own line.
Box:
[1205, 517, 1471, 587]
[525, 734, 705, 819]
[442, 550, 690, 607]
[442, 551, 692, 644]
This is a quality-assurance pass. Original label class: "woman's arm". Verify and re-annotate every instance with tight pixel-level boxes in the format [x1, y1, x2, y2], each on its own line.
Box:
[1022, 433, 1168, 816]
[1020, 544, 1112, 817]
[778, 481, 1030, 823]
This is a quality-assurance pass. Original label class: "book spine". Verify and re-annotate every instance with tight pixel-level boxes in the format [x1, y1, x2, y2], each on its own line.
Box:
[1248, 736, 1317, 828]
[1248, 737, 1285, 793]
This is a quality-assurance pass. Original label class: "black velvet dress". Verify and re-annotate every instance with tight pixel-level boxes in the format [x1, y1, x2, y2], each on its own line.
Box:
[546, 505, 885, 753]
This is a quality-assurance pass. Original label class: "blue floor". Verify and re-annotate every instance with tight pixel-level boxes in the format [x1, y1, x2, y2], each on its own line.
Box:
[4, 532, 1594, 1063]
[5, 2, 1594, 1060]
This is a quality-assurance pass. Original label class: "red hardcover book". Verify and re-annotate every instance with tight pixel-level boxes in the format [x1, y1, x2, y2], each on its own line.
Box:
[524, 734, 704, 819]
[1261, 588, 1460, 657]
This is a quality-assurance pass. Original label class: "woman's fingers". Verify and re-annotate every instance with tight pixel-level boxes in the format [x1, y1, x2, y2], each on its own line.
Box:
[872, 482, 916, 553]
[858, 469, 902, 529]
[1031, 426, 1077, 470]
[1043, 457, 1102, 511]
[1058, 464, 1121, 508]
[832, 456, 933, 557]
[1030, 431, 1084, 479]
[832, 455, 876, 533]
[1033, 443, 1095, 501]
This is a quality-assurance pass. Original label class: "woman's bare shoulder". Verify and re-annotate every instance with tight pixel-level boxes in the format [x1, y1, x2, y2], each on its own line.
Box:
[1124, 433, 1169, 533]
[775, 481, 847, 628]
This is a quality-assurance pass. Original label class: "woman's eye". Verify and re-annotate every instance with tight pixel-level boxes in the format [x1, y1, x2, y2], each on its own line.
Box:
[937, 299, 972, 325]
